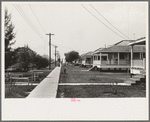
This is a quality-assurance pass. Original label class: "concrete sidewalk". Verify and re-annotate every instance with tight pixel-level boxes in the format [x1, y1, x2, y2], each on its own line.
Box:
[26, 66, 61, 98]
[58, 83, 130, 86]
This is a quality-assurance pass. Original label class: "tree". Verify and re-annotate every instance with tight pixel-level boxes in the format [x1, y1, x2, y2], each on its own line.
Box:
[14, 46, 49, 70]
[14, 46, 36, 71]
[34, 55, 48, 69]
[5, 8, 16, 69]
[5, 50, 16, 69]
[5, 8, 16, 52]
[64, 51, 79, 63]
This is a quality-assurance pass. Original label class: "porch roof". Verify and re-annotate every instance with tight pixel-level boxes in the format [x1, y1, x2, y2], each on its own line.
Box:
[128, 37, 146, 46]
[99, 45, 145, 53]
[114, 40, 135, 46]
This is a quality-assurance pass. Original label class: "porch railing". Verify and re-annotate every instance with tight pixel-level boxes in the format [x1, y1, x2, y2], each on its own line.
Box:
[93, 61, 100, 65]
[132, 59, 145, 69]
[93, 60, 130, 65]
[102, 60, 130, 65]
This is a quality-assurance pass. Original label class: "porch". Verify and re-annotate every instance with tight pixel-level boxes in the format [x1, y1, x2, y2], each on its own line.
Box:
[96, 64, 130, 70]
[129, 38, 146, 75]
[88, 63, 130, 72]
[130, 59, 146, 74]
[92, 52, 130, 68]
[132, 59, 146, 69]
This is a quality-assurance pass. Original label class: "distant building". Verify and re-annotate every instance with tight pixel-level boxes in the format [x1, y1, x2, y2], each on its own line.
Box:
[79, 51, 93, 67]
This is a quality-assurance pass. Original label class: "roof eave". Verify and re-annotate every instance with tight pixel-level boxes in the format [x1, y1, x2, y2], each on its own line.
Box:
[128, 39, 146, 46]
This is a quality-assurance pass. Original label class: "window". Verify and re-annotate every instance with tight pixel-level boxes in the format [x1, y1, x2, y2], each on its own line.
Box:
[133, 53, 140, 60]
[94, 56, 98, 60]
[141, 52, 145, 59]
[120, 53, 125, 59]
[101, 56, 107, 61]
[98, 56, 100, 60]
[143, 52, 145, 58]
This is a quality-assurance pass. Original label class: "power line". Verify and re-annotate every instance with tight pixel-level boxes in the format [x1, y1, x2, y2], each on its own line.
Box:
[14, 4, 88, 53]
[14, 4, 44, 42]
[14, 4, 83, 51]
[13, 4, 41, 41]
[81, 4, 126, 40]
[13, 4, 56, 47]
[17, 4, 45, 41]
[29, 4, 46, 34]
[90, 4, 130, 39]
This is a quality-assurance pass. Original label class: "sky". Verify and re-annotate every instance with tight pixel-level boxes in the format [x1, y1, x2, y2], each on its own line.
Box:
[2, 1, 148, 60]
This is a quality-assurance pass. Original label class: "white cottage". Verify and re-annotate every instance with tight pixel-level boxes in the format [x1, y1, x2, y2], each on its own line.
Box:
[91, 39, 145, 71]
[128, 37, 146, 75]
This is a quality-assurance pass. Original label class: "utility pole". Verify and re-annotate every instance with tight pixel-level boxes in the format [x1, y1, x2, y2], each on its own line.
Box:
[54, 45, 57, 66]
[133, 33, 135, 40]
[46, 33, 54, 70]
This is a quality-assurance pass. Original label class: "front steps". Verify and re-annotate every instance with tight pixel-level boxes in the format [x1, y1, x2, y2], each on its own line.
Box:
[88, 66, 97, 71]
[124, 74, 146, 85]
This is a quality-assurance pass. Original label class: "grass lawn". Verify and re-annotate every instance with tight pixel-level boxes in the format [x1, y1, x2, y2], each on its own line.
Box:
[5, 65, 56, 98]
[57, 84, 146, 98]
[5, 85, 37, 98]
[59, 65, 130, 83]
[57, 65, 146, 98]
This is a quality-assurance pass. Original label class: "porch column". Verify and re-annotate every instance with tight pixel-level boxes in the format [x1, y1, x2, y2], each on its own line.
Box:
[93, 54, 94, 65]
[127, 53, 129, 65]
[131, 45, 133, 68]
[118, 52, 120, 65]
[100, 52, 102, 65]
[143, 58, 146, 69]
[140, 52, 142, 59]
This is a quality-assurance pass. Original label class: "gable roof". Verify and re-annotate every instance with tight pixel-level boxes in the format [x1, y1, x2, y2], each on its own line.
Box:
[80, 51, 92, 56]
[114, 40, 135, 46]
[128, 37, 146, 46]
[80, 51, 93, 59]
[100, 45, 145, 53]
[91, 47, 104, 54]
